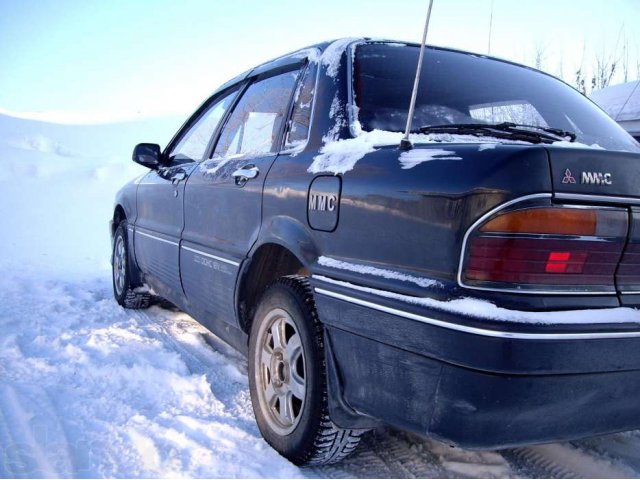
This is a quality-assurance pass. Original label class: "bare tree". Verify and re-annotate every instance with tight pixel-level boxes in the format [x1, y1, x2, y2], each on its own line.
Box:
[575, 68, 587, 94]
[622, 31, 629, 82]
[533, 41, 547, 71]
[528, 23, 639, 94]
[591, 25, 625, 91]
[556, 51, 565, 81]
[574, 42, 588, 94]
[592, 52, 618, 90]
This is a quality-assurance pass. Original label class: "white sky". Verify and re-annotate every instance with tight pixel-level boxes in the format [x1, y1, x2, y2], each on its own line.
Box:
[0, 0, 638, 123]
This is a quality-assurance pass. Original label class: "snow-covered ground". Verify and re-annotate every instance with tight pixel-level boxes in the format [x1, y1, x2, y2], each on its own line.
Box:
[1, 112, 640, 478]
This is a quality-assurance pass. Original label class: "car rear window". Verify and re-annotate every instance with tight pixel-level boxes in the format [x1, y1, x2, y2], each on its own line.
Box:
[353, 42, 640, 153]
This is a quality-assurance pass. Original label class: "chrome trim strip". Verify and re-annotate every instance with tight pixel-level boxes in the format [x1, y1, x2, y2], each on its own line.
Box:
[621, 291, 640, 295]
[314, 287, 640, 340]
[181, 245, 240, 267]
[456, 193, 618, 295]
[136, 230, 179, 247]
[554, 193, 640, 206]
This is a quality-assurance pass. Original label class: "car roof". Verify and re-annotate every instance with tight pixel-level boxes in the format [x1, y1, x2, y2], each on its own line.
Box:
[212, 37, 559, 95]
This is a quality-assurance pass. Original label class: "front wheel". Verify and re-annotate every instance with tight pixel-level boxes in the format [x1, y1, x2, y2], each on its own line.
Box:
[248, 276, 366, 466]
[112, 221, 150, 309]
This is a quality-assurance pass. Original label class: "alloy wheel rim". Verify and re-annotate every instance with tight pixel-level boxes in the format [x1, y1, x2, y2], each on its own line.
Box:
[254, 308, 306, 435]
[113, 235, 126, 296]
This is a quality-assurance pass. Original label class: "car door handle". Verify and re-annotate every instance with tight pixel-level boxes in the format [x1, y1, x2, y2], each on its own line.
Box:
[171, 171, 187, 185]
[232, 165, 259, 184]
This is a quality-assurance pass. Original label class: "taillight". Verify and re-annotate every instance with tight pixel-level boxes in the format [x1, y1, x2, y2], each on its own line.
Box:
[617, 210, 640, 292]
[461, 203, 628, 293]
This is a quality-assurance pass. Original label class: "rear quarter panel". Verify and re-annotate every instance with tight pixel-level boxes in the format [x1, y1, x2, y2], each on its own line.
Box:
[310, 144, 552, 297]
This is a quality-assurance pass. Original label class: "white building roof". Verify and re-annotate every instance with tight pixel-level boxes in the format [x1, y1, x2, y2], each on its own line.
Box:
[591, 80, 640, 123]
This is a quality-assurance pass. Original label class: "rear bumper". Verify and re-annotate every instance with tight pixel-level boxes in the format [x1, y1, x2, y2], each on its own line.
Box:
[313, 276, 640, 448]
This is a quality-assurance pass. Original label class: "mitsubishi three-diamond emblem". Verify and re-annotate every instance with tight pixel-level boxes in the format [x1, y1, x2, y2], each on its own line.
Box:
[562, 168, 576, 184]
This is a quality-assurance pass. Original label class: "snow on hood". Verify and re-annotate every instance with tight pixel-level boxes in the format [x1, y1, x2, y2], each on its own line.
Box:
[591, 80, 640, 122]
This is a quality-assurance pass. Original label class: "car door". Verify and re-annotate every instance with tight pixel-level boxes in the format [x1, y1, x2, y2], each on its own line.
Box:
[134, 89, 239, 305]
[181, 66, 303, 327]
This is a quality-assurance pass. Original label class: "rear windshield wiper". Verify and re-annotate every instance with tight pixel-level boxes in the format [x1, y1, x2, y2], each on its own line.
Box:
[417, 122, 576, 144]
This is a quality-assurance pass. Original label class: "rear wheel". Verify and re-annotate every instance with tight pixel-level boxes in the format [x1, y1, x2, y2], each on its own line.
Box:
[112, 221, 150, 309]
[248, 276, 365, 465]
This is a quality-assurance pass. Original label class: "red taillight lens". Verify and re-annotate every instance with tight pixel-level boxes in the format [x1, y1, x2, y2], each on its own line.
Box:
[545, 251, 586, 273]
[462, 206, 628, 292]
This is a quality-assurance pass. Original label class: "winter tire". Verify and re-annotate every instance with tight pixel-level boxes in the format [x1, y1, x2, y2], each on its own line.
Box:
[112, 221, 151, 309]
[248, 276, 366, 466]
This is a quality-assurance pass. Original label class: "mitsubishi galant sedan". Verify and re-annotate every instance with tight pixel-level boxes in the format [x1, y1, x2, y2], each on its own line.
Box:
[111, 38, 640, 465]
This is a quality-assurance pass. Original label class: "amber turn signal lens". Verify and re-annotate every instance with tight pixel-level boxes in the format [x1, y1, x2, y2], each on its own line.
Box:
[480, 208, 597, 236]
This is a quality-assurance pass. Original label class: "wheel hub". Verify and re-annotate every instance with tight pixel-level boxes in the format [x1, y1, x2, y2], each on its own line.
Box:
[113, 235, 126, 296]
[254, 308, 306, 435]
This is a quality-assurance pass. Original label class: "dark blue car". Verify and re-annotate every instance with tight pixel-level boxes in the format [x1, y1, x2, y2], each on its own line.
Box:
[110, 38, 640, 465]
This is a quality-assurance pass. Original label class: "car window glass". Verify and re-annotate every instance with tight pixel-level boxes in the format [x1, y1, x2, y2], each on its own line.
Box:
[285, 62, 317, 149]
[470, 101, 547, 126]
[213, 70, 300, 159]
[353, 43, 640, 153]
[168, 88, 238, 164]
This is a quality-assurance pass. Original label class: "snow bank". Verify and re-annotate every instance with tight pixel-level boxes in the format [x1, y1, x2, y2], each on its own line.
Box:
[0, 112, 306, 478]
[0, 273, 304, 478]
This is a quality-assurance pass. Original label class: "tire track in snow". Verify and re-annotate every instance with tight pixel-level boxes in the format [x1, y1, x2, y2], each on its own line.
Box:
[130, 306, 256, 430]
[0, 384, 74, 478]
[571, 432, 640, 473]
[312, 428, 513, 479]
[137, 302, 640, 479]
[133, 303, 518, 479]
[505, 443, 637, 479]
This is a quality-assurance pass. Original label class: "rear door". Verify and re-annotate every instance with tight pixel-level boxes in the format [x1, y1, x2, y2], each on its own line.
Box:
[181, 66, 303, 327]
[134, 89, 239, 304]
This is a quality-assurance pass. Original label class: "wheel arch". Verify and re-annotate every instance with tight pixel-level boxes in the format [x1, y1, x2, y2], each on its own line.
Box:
[112, 204, 127, 237]
[236, 217, 320, 334]
[111, 203, 145, 288]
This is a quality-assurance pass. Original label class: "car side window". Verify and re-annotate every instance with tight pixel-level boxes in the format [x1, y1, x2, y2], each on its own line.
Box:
[212, 69, 300, 159]
[284, 62, 317, 149]
[167, 88, 239, 164]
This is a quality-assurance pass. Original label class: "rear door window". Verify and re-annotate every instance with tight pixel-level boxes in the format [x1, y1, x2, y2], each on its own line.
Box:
[285, 62, 317, 149]
[213, 69, 301, 159]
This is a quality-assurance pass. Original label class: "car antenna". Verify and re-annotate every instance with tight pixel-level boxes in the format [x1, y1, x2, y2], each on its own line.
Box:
[400, 0, 435, 151]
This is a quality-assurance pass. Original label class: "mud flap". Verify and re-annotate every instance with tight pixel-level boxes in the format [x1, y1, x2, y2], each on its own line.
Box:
[324, 329, 382, 430]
